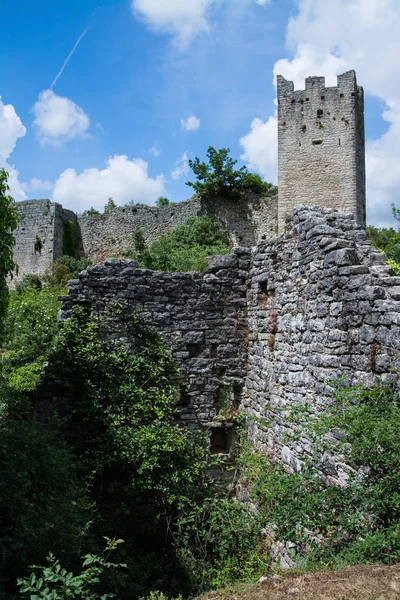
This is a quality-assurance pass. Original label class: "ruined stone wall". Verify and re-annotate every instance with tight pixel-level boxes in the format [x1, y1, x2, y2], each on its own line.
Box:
[245, 206, 400, 482]
[277, 71, 366, 234]
[59, 252, 250, 431]
[59, 206, 400, 479]
[77, 194, 277, 265]
[13, 200, 60, 285]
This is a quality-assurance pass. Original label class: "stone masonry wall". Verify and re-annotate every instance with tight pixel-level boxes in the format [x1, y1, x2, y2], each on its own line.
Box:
[13, 200, 59, 285]
[59, 252, 250, 431]
[59, 205, 400, 480]
[245, 206, 400, 482]
[277, 71, 366, 234]
[77, 194, 277, 265]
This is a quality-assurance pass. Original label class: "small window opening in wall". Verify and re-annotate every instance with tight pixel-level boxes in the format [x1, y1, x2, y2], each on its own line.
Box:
[210, 427, 233, 455]
[339, 138, 341, 146]
[317, 109, 323, 117]
[299, 142, 302, 147]
[306, 97, 309, 101]
[321, 95, 325, 100]
[312, 140, 323, 145]
[340, 93, 344, 98]
[351, 92, 355, 96]
[291, 99, 295, 104]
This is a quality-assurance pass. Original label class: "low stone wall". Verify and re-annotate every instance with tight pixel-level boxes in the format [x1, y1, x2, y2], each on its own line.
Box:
[77, 194, 278, 265]
[59, 252, 250, 431]
[245, 205, 400, 481]
[59, 205, 400, 479]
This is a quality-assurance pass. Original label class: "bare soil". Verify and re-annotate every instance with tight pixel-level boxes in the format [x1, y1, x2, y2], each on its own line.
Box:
[198, 564, 400, 600]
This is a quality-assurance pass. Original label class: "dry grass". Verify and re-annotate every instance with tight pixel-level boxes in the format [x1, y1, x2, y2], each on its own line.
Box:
[198, 564, 400, 600]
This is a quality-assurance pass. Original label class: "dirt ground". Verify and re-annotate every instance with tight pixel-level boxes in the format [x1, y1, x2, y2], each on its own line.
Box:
[199, 564, 400, 600]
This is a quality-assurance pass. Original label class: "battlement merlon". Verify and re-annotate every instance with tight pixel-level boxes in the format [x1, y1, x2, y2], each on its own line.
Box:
[277, 70, 363, 99]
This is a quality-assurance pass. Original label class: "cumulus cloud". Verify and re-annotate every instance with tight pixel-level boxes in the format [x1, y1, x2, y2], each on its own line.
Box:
[0, 96, 27, 200]
[240, 116, 277, 183]
[271, 0, 400, 226]
[171, 151, 189, 180]
[131, 0, 216, 47]
[21, 178, 54, 193]
[32, 89, 89, 144]
[52, 155, 166, 213]
[181, 115, 200, 131]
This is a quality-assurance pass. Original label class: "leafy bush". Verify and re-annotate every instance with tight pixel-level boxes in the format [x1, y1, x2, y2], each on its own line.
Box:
[156, 197, 170, 208]
[18, 539, 126, 600]
[1, 284, 62, 393]
[186, 147, 277, 199]
[124, 217, 231, 272]
[43, 255, 92, 287]
[104, 197, 117, 213]
[0, 168, 19, 342]
[82, 207, 101, 217]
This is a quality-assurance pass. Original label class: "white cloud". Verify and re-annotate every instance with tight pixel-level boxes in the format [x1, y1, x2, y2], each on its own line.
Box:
[131, 0, 216, 47]
[21, 178, 54, 193]
[181, 115, 200, 131]
[52, 155, 166, 213]
[255, 0, 271, 5]
[150, 145, 161, 157]
[0, 97, 26, 161]
[0, 96, 27, 201]
[270, 0, 400, 226]
[32, 89, 89, 144]
[171, 151, 189, 180]
[240, 116, 277, 183]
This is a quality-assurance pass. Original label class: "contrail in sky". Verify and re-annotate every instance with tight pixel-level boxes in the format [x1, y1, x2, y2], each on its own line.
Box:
[50, 25, 90, 90]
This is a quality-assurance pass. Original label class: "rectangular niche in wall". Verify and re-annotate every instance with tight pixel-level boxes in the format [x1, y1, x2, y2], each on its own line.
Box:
[210, 427, 233, 455]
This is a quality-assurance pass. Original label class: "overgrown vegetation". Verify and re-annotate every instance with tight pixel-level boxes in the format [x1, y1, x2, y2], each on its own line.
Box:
[121, 216, 231, 272]
[0, 168, 19, 342]
[186, 147, 277, 199]
[367, 203, 400, 274]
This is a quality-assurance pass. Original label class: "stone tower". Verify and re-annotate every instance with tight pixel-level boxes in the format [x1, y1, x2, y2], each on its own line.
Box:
[277, 70, 366, 233]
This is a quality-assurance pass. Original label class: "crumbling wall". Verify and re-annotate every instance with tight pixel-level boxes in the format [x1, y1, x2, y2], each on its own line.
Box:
[245, 206, 400, 481]
[59, 206, 400, 480]
[13, 200, 59, 285]
[59, 252, 250, 431]
[77, 194, 277, 265]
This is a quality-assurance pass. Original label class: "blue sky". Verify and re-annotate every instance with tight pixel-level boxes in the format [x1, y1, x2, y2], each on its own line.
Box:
[1, 0, 400, 226]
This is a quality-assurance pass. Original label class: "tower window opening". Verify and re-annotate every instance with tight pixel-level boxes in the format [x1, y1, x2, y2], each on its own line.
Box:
[351, 92, 355, 96]
[317, 109, 323, 117]
[312, 140, 323, 145]
[306, 97, 309, 101]
[321, 95, 325, 100]
[339, 138, 341, 146]
[210, 427, 233, 454]
[340, 93, 344, 98]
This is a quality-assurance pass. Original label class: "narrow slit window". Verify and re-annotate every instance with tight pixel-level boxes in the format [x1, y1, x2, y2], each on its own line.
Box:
[312, 140, 323, 145]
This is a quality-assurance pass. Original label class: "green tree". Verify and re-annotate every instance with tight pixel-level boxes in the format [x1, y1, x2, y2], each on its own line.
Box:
[104, 197, 117, 213]
[82, 206, 101, 217]
[156, 196, 170, 208]
[0, 168, 19, 341]
[186, 147, 277, 199]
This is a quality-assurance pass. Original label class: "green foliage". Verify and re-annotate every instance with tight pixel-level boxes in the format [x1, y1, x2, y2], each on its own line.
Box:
[186, 147, 277, 199]
[43, 306, 211, 512]
[0, 168, 19, 341]
[43, 255, 92, 287]
[82, 207, 101, 217]
[0, 417, 85, 595]
[366, 203, 400, 273]
[62, 219, 77, 257]
[18, 539, 126, 600]
[15, 274, 43, 295]
[132, 226, 147, 254]
[175, 497, 266, 590]
[127, 217, 231, 272]
[34, 235, 42, 254]
[156, 197, 170, 208]
[104, 197, 117, 213]
[1, 283, 62, 393]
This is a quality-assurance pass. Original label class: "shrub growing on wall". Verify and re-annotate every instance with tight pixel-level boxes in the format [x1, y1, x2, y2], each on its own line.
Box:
[0, 168, 19, 342]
